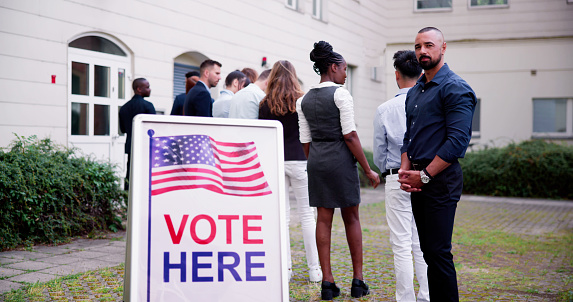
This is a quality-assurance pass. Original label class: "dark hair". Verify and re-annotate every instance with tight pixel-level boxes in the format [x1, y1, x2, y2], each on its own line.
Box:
[309, 41, 344, 75]
[132, 78, 147, 91]
[257, 69, 272, 81]
[393, 50, 422, 79]
[185, 71, 200, 78]
[241, 68, 258, 85]
[199, 59, 222, 75]
[418, 26, 444, 41]
[225, 70, 247, 87]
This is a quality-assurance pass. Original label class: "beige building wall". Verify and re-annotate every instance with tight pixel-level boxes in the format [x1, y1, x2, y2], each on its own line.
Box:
[383, 0, 573, 148]
[0, 0, 386, 152]
[2, 0, 572, 158]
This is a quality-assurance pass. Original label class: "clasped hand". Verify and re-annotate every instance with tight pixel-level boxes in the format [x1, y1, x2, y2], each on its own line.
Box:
[397, 169, 423, 193]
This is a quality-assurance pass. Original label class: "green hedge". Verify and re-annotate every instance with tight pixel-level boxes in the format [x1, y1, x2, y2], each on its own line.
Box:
[0, 135, 126, 251]
[460, 140, 573, 199]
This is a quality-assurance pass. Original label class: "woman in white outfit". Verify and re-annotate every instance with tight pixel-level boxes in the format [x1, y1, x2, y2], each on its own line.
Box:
[258, 60, 322, 282]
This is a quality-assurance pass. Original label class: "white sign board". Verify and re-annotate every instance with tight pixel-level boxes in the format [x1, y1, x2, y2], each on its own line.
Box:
[124, 115, 288, 302]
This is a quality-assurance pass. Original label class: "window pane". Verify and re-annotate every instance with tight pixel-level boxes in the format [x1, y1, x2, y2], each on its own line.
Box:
[94, 65, 110, 97]
[470, 0, 507, 6]
[71, 102, 89, 135]
[69, 36, 126, 56]
[118, 106, 124, 135]
[118, 68, 125, 99]
[472, 99, 481, 132]
[71, 62, 89, 95]
[533, 99, 567, 133]
[173, 63, 200, 97]
[417, 0, 452, 9]
[94, 104, 110, 136]
[313, 0, 317, 16]
[313, 0, 321, 18]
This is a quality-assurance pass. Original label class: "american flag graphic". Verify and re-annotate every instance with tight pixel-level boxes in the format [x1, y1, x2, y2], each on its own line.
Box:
[150, 134, 272, 197]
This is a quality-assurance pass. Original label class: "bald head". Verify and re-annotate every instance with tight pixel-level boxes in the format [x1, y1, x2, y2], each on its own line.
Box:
[418, 27, 444, 44]
[415, 27, 446, 73]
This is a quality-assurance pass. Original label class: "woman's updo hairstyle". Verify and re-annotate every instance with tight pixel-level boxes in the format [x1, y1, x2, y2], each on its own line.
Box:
[310, 41, 344, 75]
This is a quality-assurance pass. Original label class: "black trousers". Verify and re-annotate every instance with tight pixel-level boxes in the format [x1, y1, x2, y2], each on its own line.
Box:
[411, 162, 463, 302]
[125, 153, 131, 191]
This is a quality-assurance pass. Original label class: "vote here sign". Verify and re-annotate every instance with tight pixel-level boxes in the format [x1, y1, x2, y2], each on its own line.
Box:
[123, 115, 288, 302]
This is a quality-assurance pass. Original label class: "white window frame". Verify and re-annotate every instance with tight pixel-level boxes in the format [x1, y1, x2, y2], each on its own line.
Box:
[344, 65, 355, 95]
[312, 0, 323, 20]
[468, 0, 509, 9]
[472, 98, 481, 138]
[414, 0, 453, 12]
[532, 98, 573, 138]
[285, 0, 298, 10]
[370, 67, 381, 82]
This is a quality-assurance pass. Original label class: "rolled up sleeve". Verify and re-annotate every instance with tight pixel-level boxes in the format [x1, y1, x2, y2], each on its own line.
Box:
[334, 87, 357, 135]
[296, 96, 311, 143]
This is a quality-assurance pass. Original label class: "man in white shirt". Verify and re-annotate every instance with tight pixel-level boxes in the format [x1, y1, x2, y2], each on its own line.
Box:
[373, 50, 429, 302]
[228, 69, 271, 119]
[213, 70, 247, 118]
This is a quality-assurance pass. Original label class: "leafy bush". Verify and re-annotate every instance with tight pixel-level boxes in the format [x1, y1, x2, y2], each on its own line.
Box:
[0, 135, 126, 250]
[359, 149, 382, 187]
[460, 140, 573, 199]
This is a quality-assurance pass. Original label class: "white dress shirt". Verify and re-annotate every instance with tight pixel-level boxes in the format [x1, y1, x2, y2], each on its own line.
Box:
[296, 81, 357, 144]
[228, 83, 266, 119]
[212, 89, 234, 118]
[373, 87, 410, 172]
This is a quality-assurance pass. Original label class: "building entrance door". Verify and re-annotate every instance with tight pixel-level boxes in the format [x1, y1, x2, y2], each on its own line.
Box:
[67, 36, 131, 181]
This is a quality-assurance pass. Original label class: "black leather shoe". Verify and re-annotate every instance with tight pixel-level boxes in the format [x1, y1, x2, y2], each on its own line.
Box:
[321, 281, 340, 300]
[350, 278, 370, 298]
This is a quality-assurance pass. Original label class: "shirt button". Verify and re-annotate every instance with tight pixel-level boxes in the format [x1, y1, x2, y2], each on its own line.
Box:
[409, 139, 412, 142]
[415, 105, 418, 108]
[422, 90, 425, 93]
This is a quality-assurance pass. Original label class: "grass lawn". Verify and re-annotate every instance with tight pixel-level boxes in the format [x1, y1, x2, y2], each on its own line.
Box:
[2, 200, 572, 301]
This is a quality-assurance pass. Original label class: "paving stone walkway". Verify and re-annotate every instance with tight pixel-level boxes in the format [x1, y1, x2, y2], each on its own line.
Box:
[1, 187, 572, 300]
[0, 235, 126, 295]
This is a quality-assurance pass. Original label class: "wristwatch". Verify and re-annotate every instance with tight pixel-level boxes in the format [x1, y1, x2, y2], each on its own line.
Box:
[420, 169, 431, 184]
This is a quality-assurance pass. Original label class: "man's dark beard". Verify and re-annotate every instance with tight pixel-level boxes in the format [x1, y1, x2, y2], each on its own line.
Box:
[419, 54, 441, 70]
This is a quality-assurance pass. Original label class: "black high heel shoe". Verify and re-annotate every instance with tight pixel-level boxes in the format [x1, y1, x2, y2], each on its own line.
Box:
[321, 281, 340, 300]
[350, 278, 370, 298]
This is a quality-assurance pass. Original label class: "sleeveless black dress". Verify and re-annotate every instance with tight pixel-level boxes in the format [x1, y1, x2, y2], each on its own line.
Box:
[300, 86, 360, 208]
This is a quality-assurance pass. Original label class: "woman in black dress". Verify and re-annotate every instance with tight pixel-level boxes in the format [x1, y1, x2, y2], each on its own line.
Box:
[297, 41, 380, 300]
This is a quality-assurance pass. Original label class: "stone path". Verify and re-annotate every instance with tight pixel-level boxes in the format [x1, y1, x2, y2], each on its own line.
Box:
[0, 235, 126, 295]
[1, 187, 572, 299]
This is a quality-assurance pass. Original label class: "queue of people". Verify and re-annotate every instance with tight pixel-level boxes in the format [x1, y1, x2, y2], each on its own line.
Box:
[119, 26, 475, 301]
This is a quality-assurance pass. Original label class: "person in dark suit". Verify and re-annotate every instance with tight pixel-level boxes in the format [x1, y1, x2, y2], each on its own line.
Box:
[119, 78, 156, 190]
[171, 71, 199, 115]
[184, 59, 222, 117]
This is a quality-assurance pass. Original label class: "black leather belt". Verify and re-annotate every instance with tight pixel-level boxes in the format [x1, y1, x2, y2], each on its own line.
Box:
[411, 160, 432, 171]
[386, 168, 400, 175]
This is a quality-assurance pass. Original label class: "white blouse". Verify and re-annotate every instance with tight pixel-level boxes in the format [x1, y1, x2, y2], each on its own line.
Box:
[296, 81, 357, 144]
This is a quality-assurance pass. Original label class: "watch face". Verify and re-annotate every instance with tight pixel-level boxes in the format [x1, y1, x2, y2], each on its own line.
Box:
[420, 171, 430, 183]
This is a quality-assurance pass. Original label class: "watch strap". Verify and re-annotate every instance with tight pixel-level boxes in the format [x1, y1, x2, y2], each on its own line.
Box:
[422, 168, 433, 180]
